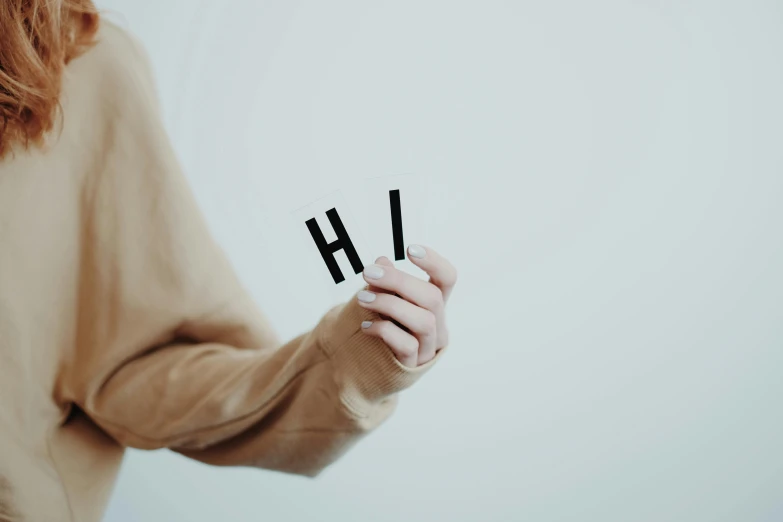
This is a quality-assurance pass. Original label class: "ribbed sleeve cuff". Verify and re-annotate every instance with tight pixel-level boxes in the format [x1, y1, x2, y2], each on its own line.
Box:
[317, 296, 445, 417]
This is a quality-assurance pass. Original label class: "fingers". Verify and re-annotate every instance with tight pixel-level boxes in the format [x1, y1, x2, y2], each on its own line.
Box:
[374, 256, 394, 268]
[406, 245, 458, 302]
[361, 251, 454, 352]
[367, 256, 405, 329]
[357, 291, 437, 338]
[361, 320, 419, 367]
[361, 260, 444, 313]
[366, 256, 396, 296]
[357, 290, 437, 363]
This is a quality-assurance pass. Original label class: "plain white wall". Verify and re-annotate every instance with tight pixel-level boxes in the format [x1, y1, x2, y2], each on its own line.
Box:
[94, 1, 783, 521]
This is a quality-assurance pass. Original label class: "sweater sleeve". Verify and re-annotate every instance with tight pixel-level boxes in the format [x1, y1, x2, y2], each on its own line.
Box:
[63, 24, 444, 476]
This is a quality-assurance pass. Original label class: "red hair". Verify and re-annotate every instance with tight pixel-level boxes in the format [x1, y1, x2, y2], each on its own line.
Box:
[0, 0, 99, 159]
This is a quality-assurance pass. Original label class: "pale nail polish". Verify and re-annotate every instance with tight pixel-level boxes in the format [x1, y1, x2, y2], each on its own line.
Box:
[357, 290, 377, 303]
[408, 244, 426, 259]
[361, 321, 373, 329]
[364, 265, 385, 279]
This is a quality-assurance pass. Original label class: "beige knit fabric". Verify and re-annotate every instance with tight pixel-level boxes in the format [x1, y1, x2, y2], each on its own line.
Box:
[0, 21, 443, 522]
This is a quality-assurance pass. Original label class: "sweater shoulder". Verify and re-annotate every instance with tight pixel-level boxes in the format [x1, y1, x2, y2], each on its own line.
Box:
[87, 19, 155, 82]
[58, 19, 169, 209]
[66, 19, 160, 119]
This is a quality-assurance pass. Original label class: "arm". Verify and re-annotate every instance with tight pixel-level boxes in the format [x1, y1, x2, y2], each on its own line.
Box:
[61, 24, 445, 476]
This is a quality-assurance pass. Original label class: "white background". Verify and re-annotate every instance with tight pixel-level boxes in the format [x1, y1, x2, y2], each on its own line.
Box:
[94, 1, 783, 521]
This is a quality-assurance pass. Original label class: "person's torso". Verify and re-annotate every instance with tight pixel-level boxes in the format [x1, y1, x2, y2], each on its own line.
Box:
[0, 21, 141, 522]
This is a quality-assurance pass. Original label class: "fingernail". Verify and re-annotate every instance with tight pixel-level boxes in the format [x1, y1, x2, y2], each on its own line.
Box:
[357, 290, 377, 303]
[361, 321, 373, 329]
[363, 265, 385, 280]
[408, 244, 426, 259]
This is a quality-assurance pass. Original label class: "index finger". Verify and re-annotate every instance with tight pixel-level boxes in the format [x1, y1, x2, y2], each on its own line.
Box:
[406, 244, 458, 302]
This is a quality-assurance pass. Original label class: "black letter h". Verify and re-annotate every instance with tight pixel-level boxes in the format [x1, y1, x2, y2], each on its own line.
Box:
[305, 208, 364, 284]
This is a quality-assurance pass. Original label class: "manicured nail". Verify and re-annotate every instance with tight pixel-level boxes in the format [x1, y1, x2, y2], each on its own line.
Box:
[363, 265, 385, 280]
[408, 244, 426, 259]
[361, 321, 373, 329]
[357, 290, 377, 303]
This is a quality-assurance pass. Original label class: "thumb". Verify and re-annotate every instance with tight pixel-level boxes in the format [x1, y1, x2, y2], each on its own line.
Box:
[374, 256, 394, 267]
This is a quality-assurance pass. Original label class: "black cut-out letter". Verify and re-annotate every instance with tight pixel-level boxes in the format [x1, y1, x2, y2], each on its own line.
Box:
[390, 189, 404, 261]
[306, 208, 364, 284]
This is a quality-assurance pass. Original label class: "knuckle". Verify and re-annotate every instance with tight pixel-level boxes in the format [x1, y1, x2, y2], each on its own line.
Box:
[429, 285, 444, 309]
[422, 311, 437, 334]
[402, 337, 420, 357]
[394, 346, 411, 360]
[377, 321, 393, 340]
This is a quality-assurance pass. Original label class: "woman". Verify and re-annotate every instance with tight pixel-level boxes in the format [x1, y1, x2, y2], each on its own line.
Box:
[0, 2, 457, 521]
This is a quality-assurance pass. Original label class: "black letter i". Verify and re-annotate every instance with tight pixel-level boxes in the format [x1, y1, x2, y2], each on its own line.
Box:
[390, 189, 404, 261]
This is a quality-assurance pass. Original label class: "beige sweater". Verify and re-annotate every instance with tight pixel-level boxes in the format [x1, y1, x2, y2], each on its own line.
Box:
[0, 21, 443, 522]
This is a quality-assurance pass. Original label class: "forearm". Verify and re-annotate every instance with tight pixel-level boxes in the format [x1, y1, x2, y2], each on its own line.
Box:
[79, 299, 440, 476]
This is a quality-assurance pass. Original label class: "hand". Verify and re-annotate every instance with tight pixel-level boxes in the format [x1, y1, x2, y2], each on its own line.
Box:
[356, 245, 457, 367]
